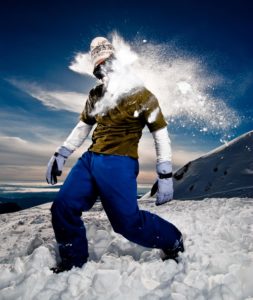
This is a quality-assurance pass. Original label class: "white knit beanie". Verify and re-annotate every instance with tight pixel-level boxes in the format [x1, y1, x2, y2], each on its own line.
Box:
[90, 37, 114, 69]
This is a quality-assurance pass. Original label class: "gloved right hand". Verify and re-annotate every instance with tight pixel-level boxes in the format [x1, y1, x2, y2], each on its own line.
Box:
[46, 146, 72, 185]
[156, 161, 174, 206]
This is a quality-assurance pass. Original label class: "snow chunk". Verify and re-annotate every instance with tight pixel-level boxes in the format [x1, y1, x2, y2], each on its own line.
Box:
[134, 110, 139, 117]
[148, 107, 160, 123]
[177, 81, 192, 95]
[92, 269, 121, 294]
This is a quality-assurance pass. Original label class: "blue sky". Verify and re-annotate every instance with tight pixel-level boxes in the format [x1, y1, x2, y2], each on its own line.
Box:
[0, 0, 253, 183]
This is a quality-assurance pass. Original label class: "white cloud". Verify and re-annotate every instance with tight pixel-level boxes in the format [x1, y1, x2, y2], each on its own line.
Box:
[0, 135, 89, 181]
[0, 133, 204, 182]
[0, 136, 54, 157]
[172, 148, 204, 168]
[0, 136, 27, 145]
[8, 79, 87, 113]
[0, 135, 89, 160]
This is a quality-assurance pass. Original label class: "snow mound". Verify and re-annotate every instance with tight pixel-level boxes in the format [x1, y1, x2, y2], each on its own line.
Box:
[173, 130, 253, 199]
[0, 197, 253, 299]
[142, 131, 253, 201]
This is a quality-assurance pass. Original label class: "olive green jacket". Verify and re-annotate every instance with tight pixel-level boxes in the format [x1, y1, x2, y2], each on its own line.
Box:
[80, 84, 167, 159]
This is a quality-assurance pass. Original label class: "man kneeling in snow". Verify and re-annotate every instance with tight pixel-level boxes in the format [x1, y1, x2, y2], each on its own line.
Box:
[46, 37, 184, 273]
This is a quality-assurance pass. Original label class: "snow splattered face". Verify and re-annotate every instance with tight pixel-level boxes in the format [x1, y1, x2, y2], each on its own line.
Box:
[90, 51, 144, 116]
[93, 56, 115, 80]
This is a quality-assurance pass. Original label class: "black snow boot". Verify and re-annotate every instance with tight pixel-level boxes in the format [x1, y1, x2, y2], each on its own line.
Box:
[50, 259, 78, 273]
[50, 263, 72, 274]
[161, 236, 184, 263]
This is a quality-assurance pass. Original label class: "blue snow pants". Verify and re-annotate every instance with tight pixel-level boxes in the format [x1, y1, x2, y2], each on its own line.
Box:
[51, 151, 182, 269]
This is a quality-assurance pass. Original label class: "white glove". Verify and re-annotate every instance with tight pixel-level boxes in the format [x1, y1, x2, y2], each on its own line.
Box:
[156, 161, 173, 206]
[46, 146, 72, 185]
[46, 121, 93, 185]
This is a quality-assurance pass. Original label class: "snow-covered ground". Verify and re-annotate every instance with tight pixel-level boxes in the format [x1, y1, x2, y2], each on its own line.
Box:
[0, 197, 253, 300]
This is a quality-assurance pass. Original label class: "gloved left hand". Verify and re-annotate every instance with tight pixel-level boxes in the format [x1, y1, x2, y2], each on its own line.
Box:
[156, 161, 174, 206]
[46, 146, 72, 185]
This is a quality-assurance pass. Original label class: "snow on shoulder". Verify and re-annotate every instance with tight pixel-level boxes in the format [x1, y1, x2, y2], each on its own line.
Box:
[0, 197, 253, 299]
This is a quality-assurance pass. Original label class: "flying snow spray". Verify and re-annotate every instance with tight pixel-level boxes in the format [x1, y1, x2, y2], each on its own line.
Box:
[69, 33, 240, 143]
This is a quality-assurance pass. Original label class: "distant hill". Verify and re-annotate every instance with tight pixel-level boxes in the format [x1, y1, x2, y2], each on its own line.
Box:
[143, 131, 253, 200]
[0, 192, 57, 214]
[0, 202, 21, 214]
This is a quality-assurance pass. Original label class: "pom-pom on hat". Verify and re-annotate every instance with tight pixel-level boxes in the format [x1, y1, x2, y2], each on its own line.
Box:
[90, 37, 115, 69]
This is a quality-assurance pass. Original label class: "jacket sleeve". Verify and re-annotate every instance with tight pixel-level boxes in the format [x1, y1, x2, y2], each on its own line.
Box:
[80, 93, 97, 126]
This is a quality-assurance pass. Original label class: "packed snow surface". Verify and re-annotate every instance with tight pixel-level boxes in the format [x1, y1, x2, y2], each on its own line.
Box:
[0, 197, 253, 299]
